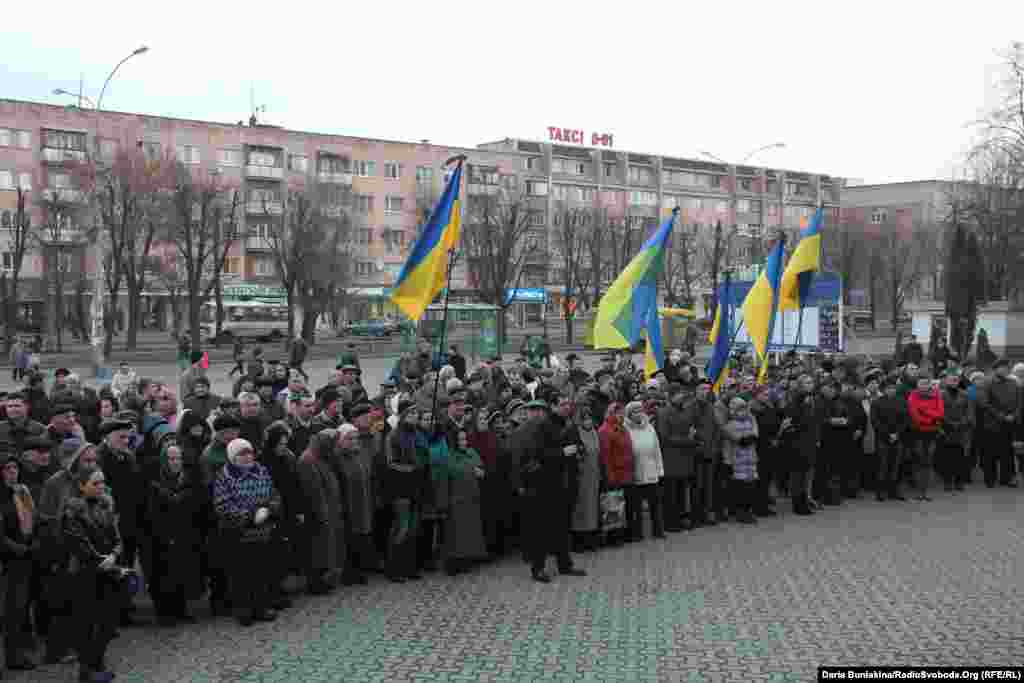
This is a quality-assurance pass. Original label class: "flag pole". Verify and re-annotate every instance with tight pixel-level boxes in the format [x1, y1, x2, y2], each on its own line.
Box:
[757, 233, 787, 383]
[429, 155, 466, 431]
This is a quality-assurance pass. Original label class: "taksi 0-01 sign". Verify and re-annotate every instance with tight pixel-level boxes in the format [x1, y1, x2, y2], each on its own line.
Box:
[547, 127, 614, 147]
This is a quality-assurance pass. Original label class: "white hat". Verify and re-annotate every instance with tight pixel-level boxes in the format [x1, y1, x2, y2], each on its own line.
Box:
[337, 423, 359, 438]
[226, 438, 255, 464]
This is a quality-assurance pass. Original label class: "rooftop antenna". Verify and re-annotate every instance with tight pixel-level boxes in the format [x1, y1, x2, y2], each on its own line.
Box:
[248, 84, 267, 126]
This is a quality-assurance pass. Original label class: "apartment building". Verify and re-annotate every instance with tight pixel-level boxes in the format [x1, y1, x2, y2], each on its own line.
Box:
[0, 98, 843, 328]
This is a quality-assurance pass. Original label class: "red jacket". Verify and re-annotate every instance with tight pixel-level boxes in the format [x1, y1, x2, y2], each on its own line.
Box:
[908, 388, 944, 433]
[599, 416, 634, 487]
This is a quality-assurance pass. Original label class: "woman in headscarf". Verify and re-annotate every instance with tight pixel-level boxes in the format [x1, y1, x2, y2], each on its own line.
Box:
[382, 401, 426, 582]
[296, 429, 343, 595]
[177, 408, 212, 472]
[0, 452, 39, 671]
[623, 400, 665, 541]
[261, 420, 303, 606]
[35, 442, 99, 665]
[721, 397, 760, 524]
[147, 441, 203, 626]
[62, 467, 123, 682]
[415, 409, 449, 574]
[443, 429, 487, 576]
[598, 402, 632, 546]
[211, 438, 281, 627]
[333, 424, 375, 585]
[469, 407, 504, 559]
[571, 401, 604, 553]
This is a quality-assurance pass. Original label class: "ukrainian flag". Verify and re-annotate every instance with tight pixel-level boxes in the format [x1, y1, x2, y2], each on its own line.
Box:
[390, 161, 464, 321]
[594, 208, 677, 377]
[706, 277, 734, 393]
[740, 236, 786, 364]
[778, 206, 823, 311]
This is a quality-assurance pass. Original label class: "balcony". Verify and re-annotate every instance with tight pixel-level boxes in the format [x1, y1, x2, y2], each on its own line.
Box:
[246, 236, 274, 251]
[41, 147, 86, 164]
[323, 205, 344, 217]
[41, 188, 85, 204]
[245, 164, 284, 180]
[41, 227, 87, 245]
[246, 200, 282, 215]
[467, 183, 500, 196]
[317, 171, 353, 185]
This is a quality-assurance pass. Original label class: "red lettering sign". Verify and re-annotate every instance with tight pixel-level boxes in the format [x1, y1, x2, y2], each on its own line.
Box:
[546, 128, 614, 147]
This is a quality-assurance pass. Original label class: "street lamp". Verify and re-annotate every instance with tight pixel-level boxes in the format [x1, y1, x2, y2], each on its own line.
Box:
[52, 89, 96, 108]
[97, 46, 149, 111]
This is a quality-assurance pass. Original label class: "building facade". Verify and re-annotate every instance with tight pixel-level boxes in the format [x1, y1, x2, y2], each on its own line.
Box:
[0, 98, 843, 331]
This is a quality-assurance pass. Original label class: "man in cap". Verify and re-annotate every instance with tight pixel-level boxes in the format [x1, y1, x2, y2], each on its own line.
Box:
[184, 375, 221, 422]
[286, 391, 317, 456]
[19, 434, 57, 502]
[312, 388, 344, 433]
[976, 358, 1020, 487]
[656, 383, 702, 532]
[341, 365, 368, 408]
[180, 350, 208, 401]
[97, 418, 148, 626]
[511, 398, 586, 583]
[0, 391, 48, 454]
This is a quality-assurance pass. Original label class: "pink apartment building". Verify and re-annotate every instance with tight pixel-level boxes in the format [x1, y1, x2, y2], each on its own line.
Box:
[0, 98, 842, 331]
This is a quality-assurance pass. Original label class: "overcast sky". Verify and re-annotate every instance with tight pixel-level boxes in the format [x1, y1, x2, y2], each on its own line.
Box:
[2, 1, 1020, 185]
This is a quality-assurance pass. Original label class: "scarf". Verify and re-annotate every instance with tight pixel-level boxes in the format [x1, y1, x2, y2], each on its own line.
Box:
[449, 446, 482, 480]
[11, 484, 34, 537]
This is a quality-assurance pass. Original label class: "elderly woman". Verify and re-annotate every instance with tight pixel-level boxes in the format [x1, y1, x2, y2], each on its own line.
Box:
[721, 397, 760, 524]
[147, 442, 203, 626]
[623, 400, 665, 541]
[571, 401, 604, 553]
[598, 402, 633, 546]
[383, 402, 426, 582]
[297, 429, 344, 595]
[443, 429, 487, 576]
[63, 468, 124, 682]
[212, 438, 281, 626]
[1, 451, 39, 671]
[332, 424, 375, 585]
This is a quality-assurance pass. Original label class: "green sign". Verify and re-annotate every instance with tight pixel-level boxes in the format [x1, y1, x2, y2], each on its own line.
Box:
[222, 285, 288, 299]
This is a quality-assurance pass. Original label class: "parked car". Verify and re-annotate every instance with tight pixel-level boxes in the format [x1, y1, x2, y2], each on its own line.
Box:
[342, 320, 396, 338]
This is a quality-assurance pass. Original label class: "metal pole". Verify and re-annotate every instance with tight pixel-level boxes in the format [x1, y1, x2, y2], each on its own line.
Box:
[429, 248, 457, 430]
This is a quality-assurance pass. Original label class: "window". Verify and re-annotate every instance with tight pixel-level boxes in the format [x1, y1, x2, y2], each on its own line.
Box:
[223, 257, 241, 275]
[870, 208, 888, 225]
[627, 215, 654, 230]
[289, 155, 309, 173]
[629, 190, 657, 206]
[662, 195, 680, 211]
[385, 196, 403, 213]
[1, 252, 13, 271]
[16, 131, 29, 149]
[357, 228, 372, 245]
[739, 177, 755, 192]
[0, 171, 12, 189]
[353, 160, 376, 177]
[384, 162, 402, 179]
[524, 156, 541, 171]
[766, 180, 778, 194]
[355, 195, 374, 213]
[254, 258, 274, 276]
[218, 149, 242, 166]
[355, 262, 373, 276]
[44, 130, 85, 151]
[629, 166, 653, 184]
[525, 180, 548, 196]
[17, 173, 31, 191]
[176, 145, 201, 164]
[0, 130, 10, 147]
[551, 158, 589, 175]
[248, 150, 277, 167]
[318, 155, 349, 174]
[140, 141, 161, 161]
[0, 212, 10, 229]
[528, 212, 545, 226]
[416, 166, 433, 184]
[248, 187, 279, 203]
[48, 171, 72, 189]
[603, 162, 617, 179]
[736, 199, 751, 213]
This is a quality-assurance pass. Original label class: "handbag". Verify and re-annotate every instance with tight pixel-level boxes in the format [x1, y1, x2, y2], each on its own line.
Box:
[599, 490, 626, 532]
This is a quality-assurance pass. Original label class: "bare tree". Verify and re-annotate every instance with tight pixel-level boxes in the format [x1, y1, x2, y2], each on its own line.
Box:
[825, 219, 865, 306]
[81, 147, 175, 352]
[876, 217, 940, 328]
[296, 210, 352, 343]
[36, 186, 90, 352]
[461, 193, 538, 355]
[661, 222, 704, 308]
[550, 206, 594, 344]
[166, 164, 241, 350]
[1, 187, 39, 350]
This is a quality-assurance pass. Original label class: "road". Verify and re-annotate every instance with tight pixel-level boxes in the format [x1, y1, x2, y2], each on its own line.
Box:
[10, 485, 1023, 682]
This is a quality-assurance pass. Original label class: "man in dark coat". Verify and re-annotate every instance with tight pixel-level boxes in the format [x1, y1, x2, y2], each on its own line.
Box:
[511, 399, 587, 583]
[782, 374, 823, 515]
[976, 358, 1020, 487]
[656, 384, 701, 532]
[183, 376, 221, 422]
[448, 345, 467, 381]
[871, 377, 910, 500]
[238, 392, 270, 452]
[0, 392, 48, 454]
[96, 418, 149, 625]
[902, 335, 924, 367]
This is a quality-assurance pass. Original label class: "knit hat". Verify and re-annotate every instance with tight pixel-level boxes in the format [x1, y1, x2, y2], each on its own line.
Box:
[445, 378, 464, 394]
[337, 423, 358, 439]
[226, 438, 254, 464]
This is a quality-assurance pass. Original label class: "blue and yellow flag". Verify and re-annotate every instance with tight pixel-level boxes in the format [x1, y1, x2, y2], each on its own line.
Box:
[593, 209, 677, 378]
[779, 207, 823, 311]
[706, 276, 733, 393]
[740, 236, 786, 364]
[390, 162, 464, 320]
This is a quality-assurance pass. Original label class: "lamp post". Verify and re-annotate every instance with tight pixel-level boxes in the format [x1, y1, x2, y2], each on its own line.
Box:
[81, 46, 149, 374]
[52, 89, 96, 108]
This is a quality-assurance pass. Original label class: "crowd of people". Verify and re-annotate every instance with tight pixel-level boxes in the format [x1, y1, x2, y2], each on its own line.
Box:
[0, 337, 1021, 682]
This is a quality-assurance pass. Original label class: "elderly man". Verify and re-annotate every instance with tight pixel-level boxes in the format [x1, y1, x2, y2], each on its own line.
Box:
[0, 392, 48, 454]
[184, 376, 221, 422]
[286, 392, 317, 457]
[512, 399, 587, 583]
[96, 417, 148, 626]
[238, 392, 269, 451]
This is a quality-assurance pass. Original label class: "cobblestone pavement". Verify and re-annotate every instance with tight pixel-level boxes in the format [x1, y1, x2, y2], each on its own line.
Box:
[14, 484, 1023, 683]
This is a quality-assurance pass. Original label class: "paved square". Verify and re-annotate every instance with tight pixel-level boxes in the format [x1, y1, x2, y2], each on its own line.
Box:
[15, 487, 1023, 682]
